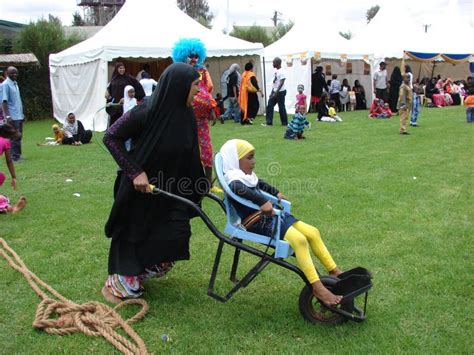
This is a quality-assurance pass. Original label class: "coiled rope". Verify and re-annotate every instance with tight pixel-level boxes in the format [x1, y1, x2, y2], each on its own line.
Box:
[0, 238, 149, 355]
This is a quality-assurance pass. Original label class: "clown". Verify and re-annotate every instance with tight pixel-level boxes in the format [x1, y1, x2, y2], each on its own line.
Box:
[171, 38, 221, 193]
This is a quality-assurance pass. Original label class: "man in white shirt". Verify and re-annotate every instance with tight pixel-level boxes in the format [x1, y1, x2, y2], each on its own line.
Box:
[373, 61, 388, 102]
[139, 72, 157, 96]
[264, 57, 288, 126]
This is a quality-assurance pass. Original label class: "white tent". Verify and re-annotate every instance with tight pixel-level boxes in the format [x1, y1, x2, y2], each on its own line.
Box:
[263, 15, 373, 114]
[49, 0, 263, 131]
[345, 2, 473, 78]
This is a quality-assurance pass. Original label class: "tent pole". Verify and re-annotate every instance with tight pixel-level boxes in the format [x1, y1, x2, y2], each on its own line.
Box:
[262, 56, 267, 112]
[430, 61, 436, 78]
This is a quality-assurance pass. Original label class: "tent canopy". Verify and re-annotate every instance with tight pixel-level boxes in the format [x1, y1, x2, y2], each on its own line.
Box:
[50, 0, 262, 66]
[262, 11, 373, 114]
[49, 0, 263, 131]
[345, 3, 474, 59]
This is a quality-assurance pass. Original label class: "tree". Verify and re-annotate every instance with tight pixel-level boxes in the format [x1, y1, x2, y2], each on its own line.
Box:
[271, 21, 294, 43]
[0, 34, 14, 54]
[72, 11, 86, 26]
[230, 24, 272, 47]
[177, 0, 214, 28]
[13, 15, 81, 119]
[339, 31, 353, 40]
[366, 5, 380, 23]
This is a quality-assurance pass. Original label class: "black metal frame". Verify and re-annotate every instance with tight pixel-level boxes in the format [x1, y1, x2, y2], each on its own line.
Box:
[152, 188, 371, 322]
[154, 189, 311, 300]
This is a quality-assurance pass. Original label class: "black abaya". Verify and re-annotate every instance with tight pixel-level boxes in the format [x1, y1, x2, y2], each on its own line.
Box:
[106, 66, 146, 126]
[104, 63, 207, 276]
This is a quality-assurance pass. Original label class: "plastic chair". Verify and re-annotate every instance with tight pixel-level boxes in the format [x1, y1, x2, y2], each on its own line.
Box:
[214, 152, 293, 259]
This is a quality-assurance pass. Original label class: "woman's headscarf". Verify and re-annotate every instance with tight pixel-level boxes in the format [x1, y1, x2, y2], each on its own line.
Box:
[108, 62, 145, 102]
[220, 139, 258, 188]
[229, 63, 241, 86]
[390, 67, 403, 87]
[63, 113, 78, 137]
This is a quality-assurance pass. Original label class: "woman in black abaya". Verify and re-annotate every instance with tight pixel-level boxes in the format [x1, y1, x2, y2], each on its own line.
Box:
[388, 66, 403, 113]
[102, 63, 208, 302]
[105, 62, 145, 126]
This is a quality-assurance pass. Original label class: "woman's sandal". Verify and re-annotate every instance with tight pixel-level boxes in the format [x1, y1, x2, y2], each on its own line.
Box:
[101, 286, 123, 304]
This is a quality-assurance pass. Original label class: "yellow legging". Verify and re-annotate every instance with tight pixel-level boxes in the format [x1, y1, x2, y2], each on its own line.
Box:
[283, 221, 337, 284]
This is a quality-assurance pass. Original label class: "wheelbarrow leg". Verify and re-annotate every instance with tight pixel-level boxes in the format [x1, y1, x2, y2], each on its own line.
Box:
[230, 239, 242, 283]
[208, 239, 226, 302]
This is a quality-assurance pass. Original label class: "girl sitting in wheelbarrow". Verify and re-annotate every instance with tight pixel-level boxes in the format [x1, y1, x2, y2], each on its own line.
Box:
[220, 139, 343, 306]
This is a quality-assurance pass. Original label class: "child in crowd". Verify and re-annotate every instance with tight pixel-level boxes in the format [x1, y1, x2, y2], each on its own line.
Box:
[284, 84, 310, 139]
[123, 85, 137, 113]
[0, 119, 26, 214]
[215, 93, 225, 123]
[383, 102, 393, 117]
[220, 139, 343, 306]
[464, 86, 474, 123]
[369, 98, 392, 119]
[398, 74, 413, 135]
[327, 101, 343, 122]
[37, 124, 64, 146]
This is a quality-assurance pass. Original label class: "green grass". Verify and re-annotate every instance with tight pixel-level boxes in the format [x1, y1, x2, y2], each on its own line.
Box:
[1, 107, 473, 353]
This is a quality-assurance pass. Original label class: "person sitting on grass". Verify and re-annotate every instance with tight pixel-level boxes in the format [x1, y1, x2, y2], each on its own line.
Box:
[0, 119, 26, 214]
[220, 139, 343, 306]
[369, 98, 392, 119]
[319, 99, 342, 122]
[62, 112, 92, 146]
[326, 100, 343, 122]
[37, 124, 64, 146]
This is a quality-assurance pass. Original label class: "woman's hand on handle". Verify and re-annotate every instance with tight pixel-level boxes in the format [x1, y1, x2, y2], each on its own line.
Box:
[133, 172, 152, 194]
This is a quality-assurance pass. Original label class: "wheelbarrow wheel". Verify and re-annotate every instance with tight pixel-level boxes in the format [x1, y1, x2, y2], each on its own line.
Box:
[298, 276, 354, 325]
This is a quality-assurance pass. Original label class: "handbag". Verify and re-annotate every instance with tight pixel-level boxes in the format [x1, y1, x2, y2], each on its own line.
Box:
[246, 78, 258, 93]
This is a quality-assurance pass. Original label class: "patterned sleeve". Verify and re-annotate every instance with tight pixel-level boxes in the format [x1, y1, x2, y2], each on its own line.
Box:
[103, 110, 144, 180]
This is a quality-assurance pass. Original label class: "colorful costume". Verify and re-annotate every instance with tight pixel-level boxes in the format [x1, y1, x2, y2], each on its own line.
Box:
[193, 68, 216, 168]
[172, 38, 216, 168]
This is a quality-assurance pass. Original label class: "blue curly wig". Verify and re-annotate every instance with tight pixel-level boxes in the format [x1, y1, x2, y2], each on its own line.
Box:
[171, 38, 207, 68]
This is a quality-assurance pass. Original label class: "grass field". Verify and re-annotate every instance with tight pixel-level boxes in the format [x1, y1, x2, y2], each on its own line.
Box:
[0, 106, 473, 354]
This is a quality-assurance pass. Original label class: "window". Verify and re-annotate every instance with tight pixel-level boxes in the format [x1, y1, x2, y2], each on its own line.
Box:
[325, 65, 331, 76]
[346, 62, 353, 74]
[364, 63, 371, 75]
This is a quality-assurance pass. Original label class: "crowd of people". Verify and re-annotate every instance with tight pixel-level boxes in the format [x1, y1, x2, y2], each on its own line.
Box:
[311, 67, 367, 113]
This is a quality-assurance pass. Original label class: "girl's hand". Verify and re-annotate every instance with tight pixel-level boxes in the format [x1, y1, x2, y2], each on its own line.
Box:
[11, 178, 17, 190]
[277, 192, 287, 201]
[260, 201, 275, 217]
[133, 172, 152, 194]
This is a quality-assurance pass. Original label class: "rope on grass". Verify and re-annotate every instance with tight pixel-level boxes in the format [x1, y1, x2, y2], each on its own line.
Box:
[0, 238, 149, 355]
